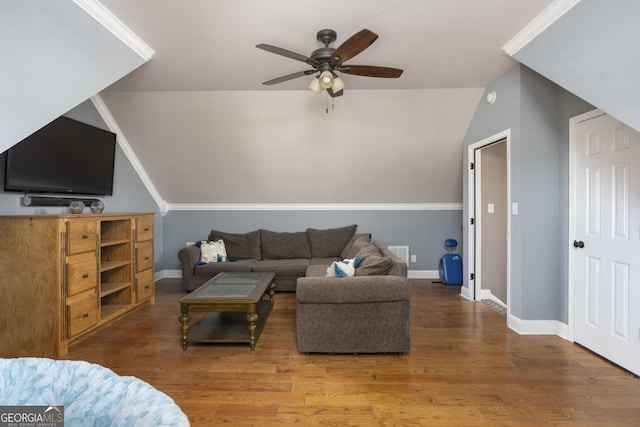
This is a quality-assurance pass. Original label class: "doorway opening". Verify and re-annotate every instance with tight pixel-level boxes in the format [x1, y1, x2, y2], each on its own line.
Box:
[466, 130, 511, 316]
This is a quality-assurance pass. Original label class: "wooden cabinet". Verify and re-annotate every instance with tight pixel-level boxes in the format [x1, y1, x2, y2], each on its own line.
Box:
[0, 213, 154, 358]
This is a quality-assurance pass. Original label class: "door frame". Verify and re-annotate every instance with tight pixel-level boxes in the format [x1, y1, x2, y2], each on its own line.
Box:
[466, 129, 511, 308]
[568, 108, 605, 342]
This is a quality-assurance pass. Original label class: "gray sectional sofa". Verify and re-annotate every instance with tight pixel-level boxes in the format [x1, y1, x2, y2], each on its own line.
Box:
[177, 225, 411, 353]
[177, 224, 408, 292]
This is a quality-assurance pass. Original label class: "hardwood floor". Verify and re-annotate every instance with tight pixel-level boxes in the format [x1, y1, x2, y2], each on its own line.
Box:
[65, 279, 640, 426]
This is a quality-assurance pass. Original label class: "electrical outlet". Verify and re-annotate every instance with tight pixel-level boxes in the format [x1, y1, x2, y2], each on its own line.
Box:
[186, 241, 196, 247]
[411, 255, 417, 263]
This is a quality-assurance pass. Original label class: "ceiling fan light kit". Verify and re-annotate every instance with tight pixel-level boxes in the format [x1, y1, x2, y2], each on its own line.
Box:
[308, 77, 322, 93]
[318, 70, 333, 89]
[256, 28, 403, 109]
[331, 76, 345, 92]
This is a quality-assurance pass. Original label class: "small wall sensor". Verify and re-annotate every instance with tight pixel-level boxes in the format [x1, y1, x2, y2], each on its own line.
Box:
[486, 91, 496, 104]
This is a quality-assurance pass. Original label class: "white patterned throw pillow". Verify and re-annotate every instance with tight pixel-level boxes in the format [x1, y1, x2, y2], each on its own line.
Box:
[325, 258, 363, 278]
[199, 239, 227, 263]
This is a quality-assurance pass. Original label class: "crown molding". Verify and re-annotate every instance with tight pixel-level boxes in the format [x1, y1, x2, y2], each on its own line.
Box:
[72, 0, 155, 61]
[165, 203, 463, 212]
[502, 0, 582, 57]
[91, 95, 168, 215]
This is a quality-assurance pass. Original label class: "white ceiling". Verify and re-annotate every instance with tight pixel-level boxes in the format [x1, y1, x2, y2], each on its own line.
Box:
[100, 0, 555, 93]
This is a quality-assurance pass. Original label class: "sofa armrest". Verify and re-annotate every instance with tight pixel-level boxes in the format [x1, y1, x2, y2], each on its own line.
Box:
[177, 245, 201, 291]
[296, 275, 411, 304]
[375, 241, 408, 277]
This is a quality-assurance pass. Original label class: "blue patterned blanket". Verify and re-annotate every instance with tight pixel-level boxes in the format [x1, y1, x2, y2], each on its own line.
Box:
[0, 358, 189, 427]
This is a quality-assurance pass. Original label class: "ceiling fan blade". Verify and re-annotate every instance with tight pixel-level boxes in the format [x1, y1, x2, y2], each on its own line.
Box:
[261, 70, 316, 86]
[330, 29, 378, 65]
[327, 88, 344, 98]
[256, 44, 318, 67]
[340, 65, 403, 78]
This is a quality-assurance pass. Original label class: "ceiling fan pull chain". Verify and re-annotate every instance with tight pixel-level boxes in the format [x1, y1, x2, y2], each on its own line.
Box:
[326, 92, 329, 114]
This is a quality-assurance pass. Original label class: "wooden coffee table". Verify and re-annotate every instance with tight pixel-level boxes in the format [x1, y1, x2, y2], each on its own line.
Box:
[178, 272, 275, 351]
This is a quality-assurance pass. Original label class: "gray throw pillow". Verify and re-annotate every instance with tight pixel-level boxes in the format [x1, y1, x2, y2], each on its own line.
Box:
[354, 242, 382, 259]
[355, 256, 394, 276]
[208, 229, 261, 260]
[307, 224, 357, 258]
[341, 234, 371, 259]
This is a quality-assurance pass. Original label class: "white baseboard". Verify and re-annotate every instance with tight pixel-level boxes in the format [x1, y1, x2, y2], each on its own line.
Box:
[407, 270, 438, 279]
[479, 289, 506, 308]
[459, 286, 473, 301]
[155, 269, 181, 280]
[507, 315, 571, 341]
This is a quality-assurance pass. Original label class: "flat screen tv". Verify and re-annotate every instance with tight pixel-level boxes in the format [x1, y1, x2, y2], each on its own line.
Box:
[4, 116, 117, 196]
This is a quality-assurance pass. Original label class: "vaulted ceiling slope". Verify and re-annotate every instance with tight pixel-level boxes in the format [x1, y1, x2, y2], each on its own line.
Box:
[99, 0, 554, 92]
[13, 1, 636, 207]
[505, 0, 640, 132]
[94, 0, 554, 206]
[0, 0, 152, 153]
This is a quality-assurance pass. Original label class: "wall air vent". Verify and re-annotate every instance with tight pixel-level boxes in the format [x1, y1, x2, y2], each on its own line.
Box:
[387, 245, 409, 265]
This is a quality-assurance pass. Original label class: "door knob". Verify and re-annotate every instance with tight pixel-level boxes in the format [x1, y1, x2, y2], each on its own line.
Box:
[573, 240, 585, 248]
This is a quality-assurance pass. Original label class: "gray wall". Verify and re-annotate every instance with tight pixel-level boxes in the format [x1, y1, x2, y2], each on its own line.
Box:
[512, 0, 640, 133]
[162, 209, 462, 272]
[1, 100, 463, 273]
[462, 64, 593, 321]
[0, 100, 163, 268]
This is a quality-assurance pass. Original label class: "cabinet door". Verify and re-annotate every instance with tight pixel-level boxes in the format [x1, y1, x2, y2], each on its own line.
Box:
[67, 257, 97, 296]
[67, 220, 97, 255]
[136, 269, 154, 302]
[136, 215, 154, 242]
[67, 295, 98, 338]
[136, 240, 154, 272]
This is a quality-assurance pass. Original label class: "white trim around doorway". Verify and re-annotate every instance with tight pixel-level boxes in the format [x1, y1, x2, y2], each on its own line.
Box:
[466, 130, 511, 316]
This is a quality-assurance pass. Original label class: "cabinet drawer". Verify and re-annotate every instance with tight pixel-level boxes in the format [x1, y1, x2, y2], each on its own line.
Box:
[136, 241, 154, 272]
[136, 269, 154, 302]
[67, 258, 97, 296]
[67, 296, 98, 338]
[67, 220, 97, 255]
[136, 216, 154, 242]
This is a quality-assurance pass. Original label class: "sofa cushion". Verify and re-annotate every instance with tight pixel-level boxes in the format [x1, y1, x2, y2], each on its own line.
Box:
[251, 258, 310, 276]
[208, 229, 261, 260]
[306, 225, 357, 258]
[305, 264, 328, 278]
[260, 230, 311, 259]
[341, 233, 372, 259]
[194, 259, 257, 277]
[310, 257, 340, 266]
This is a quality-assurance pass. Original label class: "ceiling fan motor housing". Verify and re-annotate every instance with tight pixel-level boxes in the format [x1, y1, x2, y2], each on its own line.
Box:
[316, 29, 337, 46]
[256, 28, 403, 89]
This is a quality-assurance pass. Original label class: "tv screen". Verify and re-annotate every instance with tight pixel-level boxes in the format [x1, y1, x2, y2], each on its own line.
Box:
[4, 116, 117, 196]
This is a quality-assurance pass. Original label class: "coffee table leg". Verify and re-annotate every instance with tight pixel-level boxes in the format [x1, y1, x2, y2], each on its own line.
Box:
[247, 312, 259, 351]
[179, 306, 191, 350]
[269, 282, 275, 308]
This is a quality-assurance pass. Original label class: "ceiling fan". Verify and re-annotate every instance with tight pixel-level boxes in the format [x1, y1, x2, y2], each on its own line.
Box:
[256, 29, 403, 97]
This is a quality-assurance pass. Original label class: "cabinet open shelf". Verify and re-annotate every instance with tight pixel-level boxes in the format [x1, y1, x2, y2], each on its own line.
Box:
[100, 260, 130, 272]
[100, 304, 127, 320]
[100, 238, 129, 248]
[101, 281, 131, 297]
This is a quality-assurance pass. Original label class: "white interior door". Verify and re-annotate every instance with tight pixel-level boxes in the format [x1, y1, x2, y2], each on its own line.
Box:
[572, 112, 640, 375]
